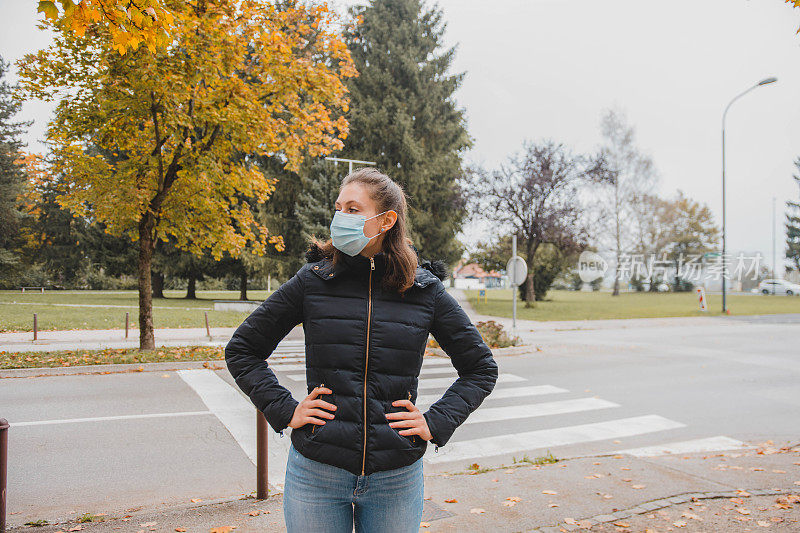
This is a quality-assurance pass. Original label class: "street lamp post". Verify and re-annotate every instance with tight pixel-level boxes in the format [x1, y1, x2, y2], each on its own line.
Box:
[721, 76, 777, 313]
[325, 156, 377, 174]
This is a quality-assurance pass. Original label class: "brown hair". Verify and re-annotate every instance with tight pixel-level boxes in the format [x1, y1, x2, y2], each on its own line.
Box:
[308, 167, 419, 295]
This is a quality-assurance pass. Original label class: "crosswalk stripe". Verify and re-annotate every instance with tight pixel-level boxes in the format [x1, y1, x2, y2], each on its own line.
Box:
[416, 384, 568, 406]
[423, 414, 686, 463]
[422, 359, 457, 366]
[176, 369, 291, 490]
[268, 357, 455, 365]
[418, 373, 525, 388]
[269, 363, 306, 372]
[268, 360, 458, 372]
[285, 366, 459, 381]
[614, 436, 750, 457]
[285, 372, 525, 388]
[452, 398, 619, 425]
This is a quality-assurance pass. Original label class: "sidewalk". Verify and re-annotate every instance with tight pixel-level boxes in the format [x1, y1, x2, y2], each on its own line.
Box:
[446, 288, 759, 350]
[3, 287, 766, 354]
[0, 325, 306, 353]
[7, 440, 799, 532]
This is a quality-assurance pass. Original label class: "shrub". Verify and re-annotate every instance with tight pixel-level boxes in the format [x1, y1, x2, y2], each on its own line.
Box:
[427, 320, 521, 350]
[475, 319, 521, 348]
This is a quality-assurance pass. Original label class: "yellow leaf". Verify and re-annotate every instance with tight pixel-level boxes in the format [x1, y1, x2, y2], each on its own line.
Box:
[37, 1, 58, 20]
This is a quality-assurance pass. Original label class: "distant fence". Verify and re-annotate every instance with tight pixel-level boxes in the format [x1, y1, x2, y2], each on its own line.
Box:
[20, 287, 44, 293]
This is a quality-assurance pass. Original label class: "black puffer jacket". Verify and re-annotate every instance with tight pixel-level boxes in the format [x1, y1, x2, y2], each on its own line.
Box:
[224, 243, 499, 476]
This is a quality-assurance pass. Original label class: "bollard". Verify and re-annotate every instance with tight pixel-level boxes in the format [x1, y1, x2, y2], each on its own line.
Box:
[33, 313, 37, 341]
[256, 410, 268, 499]
[1, 418, 8, 533]
[204, 311, 211, 340]
[125, 312, 129, 339]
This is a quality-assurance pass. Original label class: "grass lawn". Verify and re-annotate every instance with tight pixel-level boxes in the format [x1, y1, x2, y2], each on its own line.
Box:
[0, 289, 271, 332]
[464, 288, 800, 321]
[3, 288, 799, 333]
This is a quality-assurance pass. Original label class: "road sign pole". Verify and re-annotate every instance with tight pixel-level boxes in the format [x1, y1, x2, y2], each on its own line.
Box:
[511, 235, 517, 338]
[506, 235, 528, 340]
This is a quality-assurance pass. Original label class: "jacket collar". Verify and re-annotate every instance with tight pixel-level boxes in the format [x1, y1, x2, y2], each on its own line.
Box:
[307, 244, 442, 288]
[339, 249, 387, 272]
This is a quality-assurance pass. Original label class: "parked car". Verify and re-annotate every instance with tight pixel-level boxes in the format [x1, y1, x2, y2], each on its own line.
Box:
[758, 279, 800, 295]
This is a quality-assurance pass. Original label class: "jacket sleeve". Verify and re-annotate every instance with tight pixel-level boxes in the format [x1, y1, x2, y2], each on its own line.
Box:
[224, 264, 307, 434]
[421, 283, 499, 448]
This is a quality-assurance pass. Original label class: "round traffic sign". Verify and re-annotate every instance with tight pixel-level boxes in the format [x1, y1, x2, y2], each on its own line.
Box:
[506, 255, 527, 286]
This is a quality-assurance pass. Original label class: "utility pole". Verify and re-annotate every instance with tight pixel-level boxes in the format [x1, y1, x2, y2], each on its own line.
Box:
[773, 196, 777, 294]
[721, 76, 777, 312]
[512, 234, 517, 336]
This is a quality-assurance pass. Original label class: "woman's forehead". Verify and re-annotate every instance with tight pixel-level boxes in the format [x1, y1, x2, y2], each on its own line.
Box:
[335, 183, 373, 207]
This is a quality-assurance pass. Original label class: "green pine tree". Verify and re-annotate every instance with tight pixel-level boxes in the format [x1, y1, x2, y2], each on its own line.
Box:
[295, 157, 348, 245]
[786, 157, 800, 274]
[341, 0, 472, 265]
[0, 54, 33, 282]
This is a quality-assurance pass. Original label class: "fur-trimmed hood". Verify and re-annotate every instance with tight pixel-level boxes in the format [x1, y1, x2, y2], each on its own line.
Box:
[304, 241, 448, 282]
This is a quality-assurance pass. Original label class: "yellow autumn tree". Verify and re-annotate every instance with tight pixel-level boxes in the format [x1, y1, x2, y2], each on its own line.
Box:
[37, 0, 174, 54]
[17, 0, 357, 349]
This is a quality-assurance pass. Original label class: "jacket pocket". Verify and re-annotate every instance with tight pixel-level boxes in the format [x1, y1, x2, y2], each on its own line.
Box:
[383, 390, 417, 447]
[308, 383, 335, 440]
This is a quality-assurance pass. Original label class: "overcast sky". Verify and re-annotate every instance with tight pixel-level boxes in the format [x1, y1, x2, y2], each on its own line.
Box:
[2, 0, 800, 271]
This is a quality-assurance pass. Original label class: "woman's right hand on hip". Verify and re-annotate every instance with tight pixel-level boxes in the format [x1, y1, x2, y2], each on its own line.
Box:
[287, 385, 337, 429]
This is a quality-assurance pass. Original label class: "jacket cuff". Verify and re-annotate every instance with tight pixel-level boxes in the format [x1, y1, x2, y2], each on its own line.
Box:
[423, 410, 447, 447]
[268, 396, 299, 434]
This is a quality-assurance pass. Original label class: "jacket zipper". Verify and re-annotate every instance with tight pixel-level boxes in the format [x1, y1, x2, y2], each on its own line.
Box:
[362, 256, 375, 475]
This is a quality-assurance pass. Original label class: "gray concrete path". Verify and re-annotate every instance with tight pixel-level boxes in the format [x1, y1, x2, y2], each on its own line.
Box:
[6, 441, 799, 531]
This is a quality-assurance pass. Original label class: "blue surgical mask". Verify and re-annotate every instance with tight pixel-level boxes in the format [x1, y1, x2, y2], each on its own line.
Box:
[330, 210, 390, 256]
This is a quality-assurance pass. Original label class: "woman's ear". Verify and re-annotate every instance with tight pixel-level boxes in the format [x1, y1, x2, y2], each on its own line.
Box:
[384, 210, 398, 231]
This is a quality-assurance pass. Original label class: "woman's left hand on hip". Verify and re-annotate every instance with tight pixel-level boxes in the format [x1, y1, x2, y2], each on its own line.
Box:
[385, 400, 433, 441]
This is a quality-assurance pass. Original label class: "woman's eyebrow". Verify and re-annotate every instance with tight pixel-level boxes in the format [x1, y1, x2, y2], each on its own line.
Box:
[335, 200, 362, 207]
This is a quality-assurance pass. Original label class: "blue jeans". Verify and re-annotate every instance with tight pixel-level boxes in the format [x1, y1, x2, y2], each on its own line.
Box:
[283, 443, 424, 532]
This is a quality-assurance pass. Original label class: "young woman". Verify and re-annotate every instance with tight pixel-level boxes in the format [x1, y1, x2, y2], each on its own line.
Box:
[225, 167, 499, 532]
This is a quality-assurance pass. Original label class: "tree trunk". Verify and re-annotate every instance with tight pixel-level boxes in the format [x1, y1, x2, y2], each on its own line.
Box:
[152, 270, 165, 299]
[524, 272, 536, 308]
[524, 243, 538, 307]
[186, 276, 196, 299]
[239, 270, 248, 301]
[137, 214, 156, 351]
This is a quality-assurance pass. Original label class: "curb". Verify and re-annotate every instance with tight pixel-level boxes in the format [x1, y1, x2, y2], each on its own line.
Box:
[4, 493, 280, 532]
[530, 487, 796, 532]
[0, 359, 229, 379]
[0, 352, 451, 379]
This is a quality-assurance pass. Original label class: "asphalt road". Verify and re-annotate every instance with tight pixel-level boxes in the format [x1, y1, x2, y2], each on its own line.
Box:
[2, 313, 799, 527]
